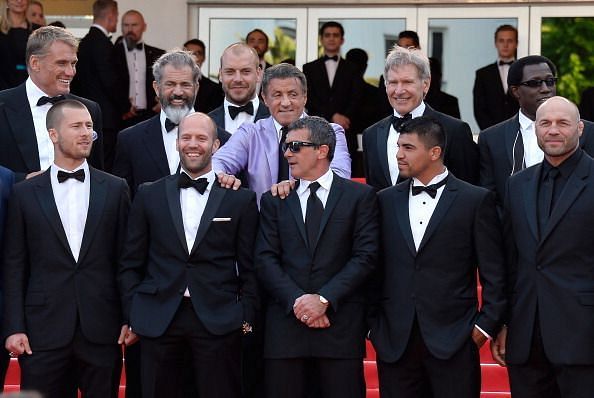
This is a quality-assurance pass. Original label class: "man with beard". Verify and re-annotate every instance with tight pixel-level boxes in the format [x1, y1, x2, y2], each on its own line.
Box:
[246, 29, 271, 71]
[114, 10, 164, 128]
[113, 50, 231, 196]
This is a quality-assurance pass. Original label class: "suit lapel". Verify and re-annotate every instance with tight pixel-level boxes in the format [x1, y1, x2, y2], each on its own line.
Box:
[143, 116, 171, 176]
[287, 188, 308, 250]
[254, 103, 270, 121]
[263, 117, 280, 182]
[315, 175, 344, 250]
[504, 115, 521, 167]
[417, 177, 459, 253]
[189, 182, 226, 256]
[165, 175, 189, 255]
[4, 84, 40, 171]
[394, 184, 416, 256]
[522, 165, 540, 241]
[210, 106, 225, 130]
[77, 168, 106, 265]
[375, 116, 393, 187]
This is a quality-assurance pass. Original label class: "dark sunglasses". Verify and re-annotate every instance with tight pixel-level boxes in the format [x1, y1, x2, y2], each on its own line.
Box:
[282, 141, 319, 153]
[519, 77, 557, 88]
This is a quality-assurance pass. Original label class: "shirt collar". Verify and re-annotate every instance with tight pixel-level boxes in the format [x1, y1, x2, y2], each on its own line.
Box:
[51, 160, 89, 180]
[26, 77, 53, 106]
[412, 167, 449, 187]
[272, 113, 308, 135]
[394, 101, 425, 119]
[180, 169, 216, 191]
[297, 168, 334, 196]
[541, 149, 583, 181]
[518, 110, 534, 130]
[160, 109, 195, 132]
[224, 96, 260, 112]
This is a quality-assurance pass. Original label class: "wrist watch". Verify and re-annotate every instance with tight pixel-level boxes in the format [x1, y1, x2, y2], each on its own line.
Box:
[319, 295, 329, 305]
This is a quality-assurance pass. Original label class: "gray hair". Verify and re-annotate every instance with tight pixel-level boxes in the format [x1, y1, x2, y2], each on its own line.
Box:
[262, 63, 307, 96]
[152, 49, 201, 86]
[26, 26, 79, 71]
[287, 116, 336, 161]
[383, 45, 431, 83]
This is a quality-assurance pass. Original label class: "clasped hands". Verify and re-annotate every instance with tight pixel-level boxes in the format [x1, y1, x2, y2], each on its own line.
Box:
[293, 294, 330, 329]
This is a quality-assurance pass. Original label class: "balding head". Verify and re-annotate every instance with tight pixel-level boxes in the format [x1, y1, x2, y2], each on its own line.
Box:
[177, 113, 220, 178]
[536, 96, 580, 123]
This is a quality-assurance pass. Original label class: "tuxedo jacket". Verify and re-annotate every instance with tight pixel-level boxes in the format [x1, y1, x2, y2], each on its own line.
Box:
[478, 114, 594, 207]
[362, 105, 479, 190]
[0, 83, 104, 180]
[2, 168, 130, 350]
[194, 76, 224, 114]
[371, 175, 506, 362]
[255, 176, 378, 359]
[302, 57, 363, 123]
[473, 62, 519, 130]
[113, 41, 165, 114]
[118, 176, 259, 338]
[0, 166, 14, 329]
[112, 114, 231, 195]
[208, 102, 270, 132]
[503, 152, 594, 365]
[579, 87, 594, 122]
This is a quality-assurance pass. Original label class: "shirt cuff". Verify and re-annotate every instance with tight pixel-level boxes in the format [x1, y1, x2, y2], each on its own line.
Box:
[475, 324, 491, 340]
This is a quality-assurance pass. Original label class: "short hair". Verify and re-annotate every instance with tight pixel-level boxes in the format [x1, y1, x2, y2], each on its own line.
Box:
[399, 116, 446, 157]
[26, 26, 79, 70]
[219, 42, 259, 70]
[46, 99, 89, 131]
[122, 9, 144, 21]
[287, 116, 336, 161]
[246, 29, 269, 45]
[495, 24, 518, 42]
[346, 48, 368, 66]
[319, 21, 344, 37]
[262, 63, 307, 96]
[93, 0, 118, 20]
[384, 45, 431, 83]
[184, 38, 205, 52]
[153, 49, 201, 86]
[398, 30, 420, 48]
[48, 21, 66, 28]
[507, 55, 557, 87]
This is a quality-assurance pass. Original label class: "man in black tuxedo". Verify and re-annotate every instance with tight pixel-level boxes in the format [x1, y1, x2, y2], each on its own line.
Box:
[0, 165, 14, 392]
[371, 117, 506, 398]
[0, 26, 104, 180]
[3, 99, 131, 398]
[478, 55, 594, 208]
[473, 25, 520, 130]
[209, 43, 270, 134]
[492, 96, 594, 398]
[72, 0, 128, 171]
[363, 45, 479, 190]
[114, 9, 165, 128]
[119, 112, 259, 398]
[184, 39, 224, 114]
[113, 50, 231, 196]
[246, 29, 272, 71]
[256, 116, 378, 398]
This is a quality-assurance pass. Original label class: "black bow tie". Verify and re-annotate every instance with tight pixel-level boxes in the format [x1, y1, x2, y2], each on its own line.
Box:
[127, 42, 143, 51]
[178, 173, 208, 194]
[499, 60, 514, 66]
[228, 102, 254, 120]
[165, 118, 178, 132]
[37, 95, 66, 106]
[57, 169, 85, 183]
[391, 113, 412, 131]
[323, 55, 338, 62]
[411, 177, 448, 199]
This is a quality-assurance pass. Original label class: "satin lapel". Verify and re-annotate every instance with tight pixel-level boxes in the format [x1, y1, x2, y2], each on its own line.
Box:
[318, 60, 331, 91]
[143, 117, 170, 176]
[3, 85, 39, 171]
[166, 175, 189, 255]
[375, 117, 393, 187]
[287, 189, 308, 249]
[315, 175, 344, 249]
[522, 166, 540, 241]
[263, 117, 279, 182]
[394, 184, 416, 256]
[504, 115, 521, 167]
[417, 178, 459, 253]
[34, 171, 73, 260]
[255, 104, 270, 121]
[210, 106, 225, 129]
[189, 182, 225, 256]
[77, 169, 106, 265]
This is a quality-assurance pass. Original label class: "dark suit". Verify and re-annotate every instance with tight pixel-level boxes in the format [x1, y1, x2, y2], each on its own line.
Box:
[473, 62, 519, 130]
[580, 87, 594, 123]
[362, 104, 479, 190]
[208, 101, 270, 132]
[0, 82, 104, 180]
[194, 76, 224, 114]
[371, 175, 506, 398]
[478, 115, 594, 207]
[255, 175, 378, 398]
[2, 167, 130, 398]
[119, 175, 259, 398]
[0, 165, 14, 392]
[503, 151, 594, 397]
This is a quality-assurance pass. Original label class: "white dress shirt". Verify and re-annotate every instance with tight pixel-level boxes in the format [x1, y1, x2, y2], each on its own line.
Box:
[296, 168, 333, 221]
[224, 97, 260, 134]
[179, 169, 215, 297]
[324, 56, 339, 88]
[497, 58, 514, 94]
[26, 78, 56, 170]
[123, 41, 147, 110]
[388, 102, 426, 185]
[519, 110, 544, 168]
[160, 111, 182, 174]
[50, 161, 91, 262]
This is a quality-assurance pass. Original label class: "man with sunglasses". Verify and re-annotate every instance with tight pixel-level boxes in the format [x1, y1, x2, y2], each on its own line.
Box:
[478, 55, 594, 208]
[256, 116, 378, 398]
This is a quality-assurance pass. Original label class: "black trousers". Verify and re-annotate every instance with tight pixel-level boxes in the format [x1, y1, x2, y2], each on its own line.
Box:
[140, 298, 242, 398]
[377, 320, 480, 398]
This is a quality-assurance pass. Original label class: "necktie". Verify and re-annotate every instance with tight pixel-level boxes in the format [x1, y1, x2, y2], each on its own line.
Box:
[228, 102, 254, 120]
[538, 167, 559, 233]
[499, 60, 514, 66]
[305, 182, 324, 250]
[511, 130, 525, 175]
[57, 169, 85, 183]
[411, 177, 448, 199]
[391, 113, 412, 132]
[278, 127, 289, 182]
[165, 118, 178, 132]
[37, 95, 66, 106]
[178, 173, 208, 194]
[323, 55, 338, 62]
[127, 42, 143, 51]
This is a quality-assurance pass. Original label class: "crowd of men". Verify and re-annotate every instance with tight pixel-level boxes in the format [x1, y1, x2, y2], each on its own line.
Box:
[0, 1, 592, 398]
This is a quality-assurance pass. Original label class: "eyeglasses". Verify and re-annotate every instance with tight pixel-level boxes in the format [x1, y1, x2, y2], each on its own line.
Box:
[282, 141, 319, 153]
[519, 77, 557, 88]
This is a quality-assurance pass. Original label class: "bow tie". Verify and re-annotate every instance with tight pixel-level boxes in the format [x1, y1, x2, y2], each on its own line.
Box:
[391, 113, 412, 131]
[499, 60, 514, 66]
[165, 118, 178, 132]
[37, 95, 66, 106]
[228, 102, 254, 120]
[323, 55, 338, 62]
[411, 177, 448, 199]
[57, 169, 85, 183]
[127, 42, 143, 51]
[178, 173, 208, 194]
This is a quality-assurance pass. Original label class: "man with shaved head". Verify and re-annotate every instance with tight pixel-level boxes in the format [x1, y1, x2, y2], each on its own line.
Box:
[494, 96, 594, 398]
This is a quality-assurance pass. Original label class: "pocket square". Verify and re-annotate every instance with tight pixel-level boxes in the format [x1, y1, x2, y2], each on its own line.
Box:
[212, 217, 232, 222]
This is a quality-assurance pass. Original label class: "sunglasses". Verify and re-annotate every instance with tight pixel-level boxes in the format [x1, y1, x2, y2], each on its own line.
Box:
[519, 77, 557, 88]
[282, 141, 319, 153]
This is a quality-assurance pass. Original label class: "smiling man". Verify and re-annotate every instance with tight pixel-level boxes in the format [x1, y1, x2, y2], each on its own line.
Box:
[0, 26, 104, 180]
